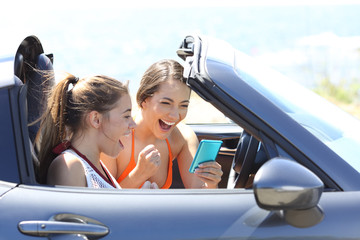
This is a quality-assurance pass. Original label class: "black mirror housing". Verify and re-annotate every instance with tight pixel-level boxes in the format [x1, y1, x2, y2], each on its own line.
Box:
[253, 157, 324, 228]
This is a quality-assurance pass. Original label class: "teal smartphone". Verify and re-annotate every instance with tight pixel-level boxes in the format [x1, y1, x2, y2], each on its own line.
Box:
[189, 139, 223, 173]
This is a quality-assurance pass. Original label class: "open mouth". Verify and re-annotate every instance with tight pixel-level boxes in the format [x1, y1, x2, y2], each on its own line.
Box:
[159, 119, 175, 131]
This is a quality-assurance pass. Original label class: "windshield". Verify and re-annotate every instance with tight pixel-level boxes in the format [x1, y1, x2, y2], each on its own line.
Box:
[233, 50, 360, 172]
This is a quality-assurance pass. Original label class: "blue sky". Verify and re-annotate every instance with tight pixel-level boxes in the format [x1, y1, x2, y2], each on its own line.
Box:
[2, 0, 360, 94]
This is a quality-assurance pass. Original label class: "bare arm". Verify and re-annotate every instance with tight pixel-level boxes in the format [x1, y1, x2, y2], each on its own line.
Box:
[175, 123, 201, 188]
[176, 123, 223, 189]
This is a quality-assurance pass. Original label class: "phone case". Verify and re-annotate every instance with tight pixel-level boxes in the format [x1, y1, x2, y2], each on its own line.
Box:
[189, 139, 223, 173]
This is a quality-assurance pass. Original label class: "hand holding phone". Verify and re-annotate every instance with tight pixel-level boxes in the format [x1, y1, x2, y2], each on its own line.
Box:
[189, 139, 223, 173]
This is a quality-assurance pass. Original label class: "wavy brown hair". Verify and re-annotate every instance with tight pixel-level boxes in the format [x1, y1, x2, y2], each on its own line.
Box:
[36, 73, 129, 184]
[136, 59, 186, 108]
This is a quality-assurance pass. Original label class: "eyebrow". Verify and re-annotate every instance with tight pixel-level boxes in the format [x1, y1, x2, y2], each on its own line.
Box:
[122, 108, 132, 114]
[161, 97, 190, 103]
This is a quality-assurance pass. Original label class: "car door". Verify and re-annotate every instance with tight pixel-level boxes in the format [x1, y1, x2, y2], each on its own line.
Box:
[2, 180, 360, 239]
[0, 184, 254, 239]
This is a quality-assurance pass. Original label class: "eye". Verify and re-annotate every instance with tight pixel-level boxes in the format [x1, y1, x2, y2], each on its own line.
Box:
[180, 104, 189, 108]
[160, 101, 171, 105]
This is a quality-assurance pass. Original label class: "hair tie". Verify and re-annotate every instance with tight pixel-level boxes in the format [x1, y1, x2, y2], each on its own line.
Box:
[72, 76, 79, 84]
[67, 76, 79, 92]
[52, 141, 71, 155]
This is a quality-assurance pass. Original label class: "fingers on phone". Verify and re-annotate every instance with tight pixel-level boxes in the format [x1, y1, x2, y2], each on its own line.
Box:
[195, 172, 221, 183]
[195, 163, 223, 178]
[197, 161, 221, 169]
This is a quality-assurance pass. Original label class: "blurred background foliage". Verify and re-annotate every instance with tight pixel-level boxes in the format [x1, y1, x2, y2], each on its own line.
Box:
[314, 77, 360, 119]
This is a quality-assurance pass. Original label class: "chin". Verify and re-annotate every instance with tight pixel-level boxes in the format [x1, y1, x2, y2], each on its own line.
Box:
[156, 130, 172, 140]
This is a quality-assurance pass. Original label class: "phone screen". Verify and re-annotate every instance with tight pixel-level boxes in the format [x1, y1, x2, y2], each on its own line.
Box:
[189, 139, 223, 173]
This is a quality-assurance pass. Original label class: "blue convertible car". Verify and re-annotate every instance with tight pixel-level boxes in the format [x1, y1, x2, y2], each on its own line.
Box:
[0, 35, 360, 239]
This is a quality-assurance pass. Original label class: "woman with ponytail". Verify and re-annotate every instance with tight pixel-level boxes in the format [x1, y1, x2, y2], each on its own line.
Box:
[36, 73, 136, 188]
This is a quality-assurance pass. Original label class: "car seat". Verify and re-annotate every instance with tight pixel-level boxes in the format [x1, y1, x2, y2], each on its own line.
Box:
[14, 35, 55, 182]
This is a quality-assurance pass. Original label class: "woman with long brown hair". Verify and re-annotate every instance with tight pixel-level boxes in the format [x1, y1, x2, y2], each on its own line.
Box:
[36, 74, 136, 188]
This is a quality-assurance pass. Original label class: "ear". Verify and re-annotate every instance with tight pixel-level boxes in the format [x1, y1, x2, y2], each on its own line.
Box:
[88, 111, 103, 129]
[141, 99, 148, 109]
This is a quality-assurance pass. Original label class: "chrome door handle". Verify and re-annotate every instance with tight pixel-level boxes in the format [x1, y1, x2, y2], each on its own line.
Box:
[18, 214, 109, 238]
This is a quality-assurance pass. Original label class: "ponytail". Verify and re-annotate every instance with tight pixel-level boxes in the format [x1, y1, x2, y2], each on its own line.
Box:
[36, 73, 78, 184]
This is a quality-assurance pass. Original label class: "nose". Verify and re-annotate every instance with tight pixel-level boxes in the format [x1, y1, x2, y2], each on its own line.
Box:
[129, 118, 136, 129]
[168, 106, 180, 121]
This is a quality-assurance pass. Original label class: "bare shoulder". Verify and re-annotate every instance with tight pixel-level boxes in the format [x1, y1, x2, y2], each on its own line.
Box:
[174, 122, 198, 144]
[47, 152, 86, 186]
[50, 153, 83, 171]
[169, 123, 199, 155]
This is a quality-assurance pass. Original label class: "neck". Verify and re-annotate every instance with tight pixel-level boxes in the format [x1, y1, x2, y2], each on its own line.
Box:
[71, 133, 100, 168]
[134, 112, 158, 143]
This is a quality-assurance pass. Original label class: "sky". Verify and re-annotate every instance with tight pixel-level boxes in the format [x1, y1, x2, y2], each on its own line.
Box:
[2, 0, 360, 95]
[5, 0, 360, 9]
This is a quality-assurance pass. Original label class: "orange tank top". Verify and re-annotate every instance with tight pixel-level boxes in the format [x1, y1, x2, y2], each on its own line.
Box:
[117, 129, 173, 189]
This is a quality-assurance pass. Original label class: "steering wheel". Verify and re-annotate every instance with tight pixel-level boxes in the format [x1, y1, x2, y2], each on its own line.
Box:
[230, 131, 259, 188]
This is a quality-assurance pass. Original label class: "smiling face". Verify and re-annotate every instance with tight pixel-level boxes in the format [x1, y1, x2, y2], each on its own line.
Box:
[99, 94, 136, 157]
[141, 78, 191, 139]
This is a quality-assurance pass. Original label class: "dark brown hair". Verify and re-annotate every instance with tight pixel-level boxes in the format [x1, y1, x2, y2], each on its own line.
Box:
[36, 73, 128, 183]
[136, 59, 185, 108]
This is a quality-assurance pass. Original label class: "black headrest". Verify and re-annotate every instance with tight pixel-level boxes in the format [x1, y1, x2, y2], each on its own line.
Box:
[15, 35, 46, 83]
[27, 53, 54, 142]
[14, 35, 55, 143]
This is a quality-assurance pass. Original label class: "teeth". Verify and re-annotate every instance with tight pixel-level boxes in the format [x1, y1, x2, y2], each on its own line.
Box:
[161, 120, 175, 126]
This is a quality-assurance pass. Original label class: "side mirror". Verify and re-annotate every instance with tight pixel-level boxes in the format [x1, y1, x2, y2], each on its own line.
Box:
[253, 157, 324, 228]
